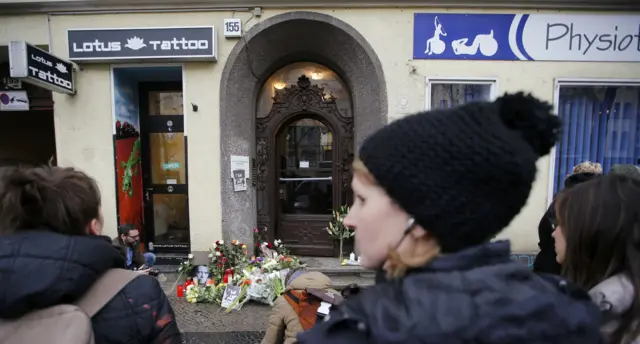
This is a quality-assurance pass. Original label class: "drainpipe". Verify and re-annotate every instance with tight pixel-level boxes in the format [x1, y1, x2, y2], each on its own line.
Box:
[46, 13, 53, 52]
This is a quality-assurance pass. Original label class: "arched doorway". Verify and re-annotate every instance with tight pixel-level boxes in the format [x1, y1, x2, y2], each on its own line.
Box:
[219, 11, 386, 249]
[256, 65, 353, 256]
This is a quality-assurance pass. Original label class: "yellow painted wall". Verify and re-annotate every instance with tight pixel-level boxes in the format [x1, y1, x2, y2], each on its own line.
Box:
[3, 8, 639, 251]
[0, 14, 49, 46]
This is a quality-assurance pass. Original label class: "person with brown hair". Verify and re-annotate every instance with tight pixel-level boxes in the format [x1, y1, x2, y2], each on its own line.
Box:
[553, 174, 640, 344]
[296, 93, 602, 344]
[0, 166, 181, 344]
[533, 161, 603, 275]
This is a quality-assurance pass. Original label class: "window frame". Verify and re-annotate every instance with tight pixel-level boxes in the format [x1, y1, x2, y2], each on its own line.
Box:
[424, 76, 499, 111]
[547, 78, 640, 207]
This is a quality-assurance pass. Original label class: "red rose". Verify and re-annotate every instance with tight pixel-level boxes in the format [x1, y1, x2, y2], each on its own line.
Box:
[267, 243, 273, 248]
[218, 263, 223, 267]
[222, 257, 228, 263]
[215, 247, 220, 251]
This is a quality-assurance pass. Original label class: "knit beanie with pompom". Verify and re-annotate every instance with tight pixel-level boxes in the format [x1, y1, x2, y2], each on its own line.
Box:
[359, 92, 561, 253]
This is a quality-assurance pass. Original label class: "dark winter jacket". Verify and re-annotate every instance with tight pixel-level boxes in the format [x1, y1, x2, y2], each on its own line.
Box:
[297, 241, 603, 344]
[0, 230, 182, 344]
[112, 236, 146, 269]
[533, 172, 599, 274]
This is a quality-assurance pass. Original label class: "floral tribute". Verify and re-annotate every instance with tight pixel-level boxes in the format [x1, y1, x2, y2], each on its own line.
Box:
[177, 230, 304, 312]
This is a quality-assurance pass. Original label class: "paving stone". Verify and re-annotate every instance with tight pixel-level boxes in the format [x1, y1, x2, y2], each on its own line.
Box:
[182, 331, 265, 344]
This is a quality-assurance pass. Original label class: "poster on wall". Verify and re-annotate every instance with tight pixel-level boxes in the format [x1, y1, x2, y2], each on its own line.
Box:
[113, 70, 144, 233]
[413, 13, 640, 62]
[230, 155, 250, 192]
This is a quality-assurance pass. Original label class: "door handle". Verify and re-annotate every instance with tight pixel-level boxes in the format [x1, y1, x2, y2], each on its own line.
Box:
[145, 190, 151, 201]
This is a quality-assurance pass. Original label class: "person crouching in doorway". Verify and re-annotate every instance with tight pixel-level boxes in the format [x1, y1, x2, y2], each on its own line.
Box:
[262, 268, 340, 344]
[113, 224, 155, 271]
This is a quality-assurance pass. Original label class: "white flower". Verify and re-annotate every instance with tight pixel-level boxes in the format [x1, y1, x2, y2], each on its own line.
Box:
[208, 253, 213, 258]
[188, 253, 194, 259]
[216, 251, 221, 256]
[219, 240, 224, 245]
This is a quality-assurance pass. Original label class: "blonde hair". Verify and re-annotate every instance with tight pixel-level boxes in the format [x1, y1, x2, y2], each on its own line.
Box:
[572, 161, 603, 174]
[351, 159, 440, 278]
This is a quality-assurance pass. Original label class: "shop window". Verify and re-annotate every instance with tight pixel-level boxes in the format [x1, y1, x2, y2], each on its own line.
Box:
[552, 83, 640, 193]
[426, 78, 497, 110]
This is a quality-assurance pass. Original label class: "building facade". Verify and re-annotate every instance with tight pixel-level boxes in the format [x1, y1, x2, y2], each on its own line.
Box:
[1, 0, 638, 262]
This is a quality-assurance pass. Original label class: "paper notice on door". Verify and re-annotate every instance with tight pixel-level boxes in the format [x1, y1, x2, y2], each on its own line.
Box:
[300, 161, 310, 168]
[166, 179, 177, 185]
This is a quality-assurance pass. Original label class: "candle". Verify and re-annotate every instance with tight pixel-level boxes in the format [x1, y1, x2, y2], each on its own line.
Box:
[349, 252, 355, 262]
[176, 284, 184, 298]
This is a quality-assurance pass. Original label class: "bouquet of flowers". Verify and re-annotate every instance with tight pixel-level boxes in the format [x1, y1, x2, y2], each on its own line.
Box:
[185, 282, 217, 304]
[179, 236, 303, 308]
[178, 253, 195, 275]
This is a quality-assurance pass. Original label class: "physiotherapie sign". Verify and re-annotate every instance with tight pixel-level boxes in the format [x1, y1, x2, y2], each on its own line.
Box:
[8, 41, 75, 94]
[413, 13, 640, 62]
[67, 26, 217, 63]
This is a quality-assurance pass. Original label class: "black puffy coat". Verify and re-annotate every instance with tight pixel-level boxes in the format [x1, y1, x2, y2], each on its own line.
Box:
[0, 230, 182, 344]
[297, 241, 603, 344]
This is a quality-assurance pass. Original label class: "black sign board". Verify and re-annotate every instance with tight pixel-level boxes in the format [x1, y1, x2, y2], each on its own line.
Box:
[67, 26, 217, 63]
[8, 41, 75, 94]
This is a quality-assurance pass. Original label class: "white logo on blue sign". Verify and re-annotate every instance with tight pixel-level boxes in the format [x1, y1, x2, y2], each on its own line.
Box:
[414, 13, 640, 62]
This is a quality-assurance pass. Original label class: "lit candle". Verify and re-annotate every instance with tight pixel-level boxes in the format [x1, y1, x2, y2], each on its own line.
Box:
[176, 284, 184, 298]
[349, 252, 355, 262]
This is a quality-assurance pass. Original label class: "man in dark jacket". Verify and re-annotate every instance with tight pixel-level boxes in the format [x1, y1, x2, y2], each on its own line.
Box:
[533, 172, 599, 274]
[113, 223, 155, 270]
[0, 231, 181, 344]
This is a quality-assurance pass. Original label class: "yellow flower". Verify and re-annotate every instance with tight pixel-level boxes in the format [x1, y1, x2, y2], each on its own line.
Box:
[241, 244, 247, 249]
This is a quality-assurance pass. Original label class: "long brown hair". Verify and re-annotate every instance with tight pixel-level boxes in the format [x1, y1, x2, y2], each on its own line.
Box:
[0, 166, 101, 236]
[556, 174, 640, 343]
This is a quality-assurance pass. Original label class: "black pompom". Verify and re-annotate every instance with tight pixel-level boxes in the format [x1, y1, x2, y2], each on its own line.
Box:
[496, 92, 561, 157]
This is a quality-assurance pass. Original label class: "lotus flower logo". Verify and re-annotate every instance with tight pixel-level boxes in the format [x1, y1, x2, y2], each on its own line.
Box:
[125, 36, 146, 50]
[55, 63, 68, 74]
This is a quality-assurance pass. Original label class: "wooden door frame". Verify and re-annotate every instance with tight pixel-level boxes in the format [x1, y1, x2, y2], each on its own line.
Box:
[256, 75, 354, 254]
[138, 81, 191, 253]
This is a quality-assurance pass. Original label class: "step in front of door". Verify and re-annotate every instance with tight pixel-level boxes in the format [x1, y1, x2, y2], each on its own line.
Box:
[155, 253, 189, 267]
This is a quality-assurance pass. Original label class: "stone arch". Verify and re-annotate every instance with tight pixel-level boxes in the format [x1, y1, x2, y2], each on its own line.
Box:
[219, 11, 387, 246]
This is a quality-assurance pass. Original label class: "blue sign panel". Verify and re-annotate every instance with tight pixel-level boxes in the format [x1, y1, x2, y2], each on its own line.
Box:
[413, 13, 640, 62]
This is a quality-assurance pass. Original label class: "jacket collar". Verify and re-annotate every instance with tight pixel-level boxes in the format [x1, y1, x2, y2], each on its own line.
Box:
[375, 241, 512, 283]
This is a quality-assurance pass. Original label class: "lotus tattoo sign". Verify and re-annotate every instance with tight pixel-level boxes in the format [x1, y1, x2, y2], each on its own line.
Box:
[8, 41, 76, 94]
[67, 26, 217, 63]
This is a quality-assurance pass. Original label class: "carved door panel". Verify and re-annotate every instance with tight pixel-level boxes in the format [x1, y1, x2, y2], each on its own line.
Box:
[256, 75, 353, 256]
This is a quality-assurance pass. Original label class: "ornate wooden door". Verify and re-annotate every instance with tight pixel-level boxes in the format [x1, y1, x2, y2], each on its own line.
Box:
[256, 75, 353, 256]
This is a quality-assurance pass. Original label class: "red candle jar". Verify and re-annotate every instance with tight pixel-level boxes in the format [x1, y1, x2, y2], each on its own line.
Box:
[176, 284, 184, 298]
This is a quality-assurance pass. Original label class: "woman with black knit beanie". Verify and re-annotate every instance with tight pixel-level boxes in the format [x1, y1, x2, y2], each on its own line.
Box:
[296, 93, 602, 344]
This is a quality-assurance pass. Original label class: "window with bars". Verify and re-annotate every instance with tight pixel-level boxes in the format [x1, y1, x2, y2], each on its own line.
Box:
[428, 81, 495, 110]
[553, 84, 640, 193]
